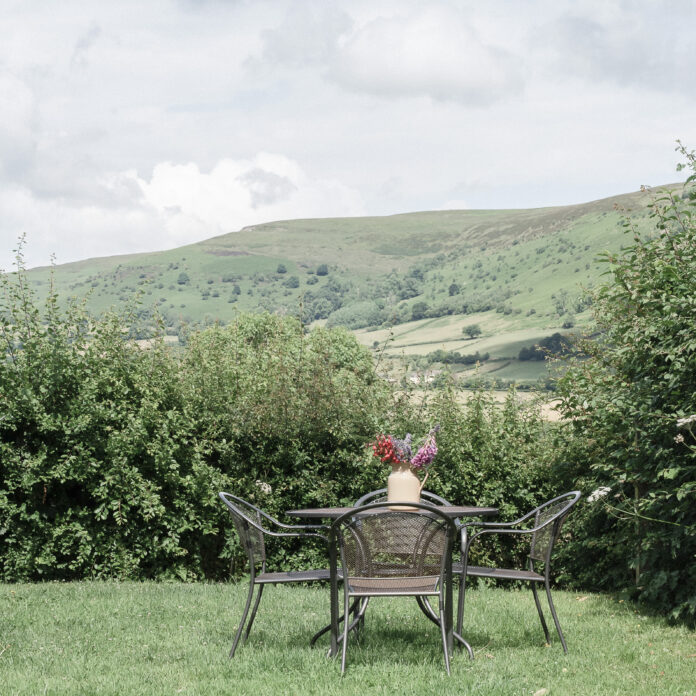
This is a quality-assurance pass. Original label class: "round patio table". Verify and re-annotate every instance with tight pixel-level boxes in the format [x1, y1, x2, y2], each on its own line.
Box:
[286, 505, 498, 520]
[287, 504, 499, 658]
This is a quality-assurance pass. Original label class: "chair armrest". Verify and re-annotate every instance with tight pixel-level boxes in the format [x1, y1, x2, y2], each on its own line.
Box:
[267, 529, 330, 542]
[256, 507, 327, 533]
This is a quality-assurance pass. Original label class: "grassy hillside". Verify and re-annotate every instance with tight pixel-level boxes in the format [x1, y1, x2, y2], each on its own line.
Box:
[22, 184, 675, 384]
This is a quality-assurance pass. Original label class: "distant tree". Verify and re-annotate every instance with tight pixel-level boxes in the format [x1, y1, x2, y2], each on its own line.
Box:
[177, 272, 190, 285]
[518, 332, 572, 361]
[411, 301, 429, 321]
[316, 264, 329, 276]
[276, 264, 287, 274]
[233, 284, 241, 295]
[462, 324, 482, 339]
[448, 283, 460, 296]
[561, 313, 575, 329]
[284, 276, 300, 289]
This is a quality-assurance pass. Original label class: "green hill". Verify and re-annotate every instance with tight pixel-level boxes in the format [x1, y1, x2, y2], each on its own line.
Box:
[23, 184, 676, 384]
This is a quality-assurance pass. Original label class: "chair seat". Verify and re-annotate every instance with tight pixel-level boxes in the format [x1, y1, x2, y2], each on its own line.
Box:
[256, 568, 331, 584]
[454, 564, 544, 582]
[347, 575, 439, 595]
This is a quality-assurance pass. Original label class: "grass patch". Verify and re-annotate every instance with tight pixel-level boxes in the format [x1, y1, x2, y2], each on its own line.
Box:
[2, 582, 695, 695]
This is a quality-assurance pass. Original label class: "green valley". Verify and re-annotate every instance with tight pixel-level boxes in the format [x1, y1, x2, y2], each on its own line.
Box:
[23, 184, 676, 386]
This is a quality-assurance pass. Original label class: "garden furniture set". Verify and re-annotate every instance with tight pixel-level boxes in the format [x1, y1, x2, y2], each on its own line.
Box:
[218, 489, 581, 674]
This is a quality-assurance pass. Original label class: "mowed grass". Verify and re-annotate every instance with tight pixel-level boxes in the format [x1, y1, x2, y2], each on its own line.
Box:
[2, 582, 695, 696]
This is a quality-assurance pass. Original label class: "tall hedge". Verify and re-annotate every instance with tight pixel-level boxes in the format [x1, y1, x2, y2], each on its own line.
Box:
[555, 148, 696, 623]
[0, 267, 221, 580]
[0, 254, 557, 582]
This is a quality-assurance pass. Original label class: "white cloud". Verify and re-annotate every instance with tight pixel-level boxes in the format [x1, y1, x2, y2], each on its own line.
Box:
[1, 0, 696, 270]
[252, 2, 352, 69]
[532, 1, 696, 93]
[0, 153, 365, 269]
[0, 72, 37, 182]
[329, 6, 523, 105]
[136, 153, 365, 239]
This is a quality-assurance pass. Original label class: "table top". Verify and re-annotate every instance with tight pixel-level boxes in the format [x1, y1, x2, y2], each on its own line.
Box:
[286, 505, 498, 520]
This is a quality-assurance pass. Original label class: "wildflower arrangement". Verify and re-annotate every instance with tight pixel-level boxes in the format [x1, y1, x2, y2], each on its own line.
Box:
[371, 426, 440, 472]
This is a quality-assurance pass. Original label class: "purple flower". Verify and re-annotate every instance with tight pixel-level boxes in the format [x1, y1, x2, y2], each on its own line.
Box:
[372, 426, 440, 471]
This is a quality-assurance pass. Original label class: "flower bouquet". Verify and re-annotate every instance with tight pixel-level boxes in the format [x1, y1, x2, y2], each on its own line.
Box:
[371, 426, 440, 505]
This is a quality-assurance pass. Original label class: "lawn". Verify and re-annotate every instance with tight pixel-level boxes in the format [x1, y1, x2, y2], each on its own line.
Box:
[2, 582, 695, 695]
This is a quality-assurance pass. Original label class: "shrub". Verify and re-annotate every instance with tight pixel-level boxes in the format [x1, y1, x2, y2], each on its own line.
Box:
[325, 301, 385, 330]
[0, 255, 222, 581]
[463, 324, 482, 339]
[555, 150, 696, 623]
[0, 257, 562, 584]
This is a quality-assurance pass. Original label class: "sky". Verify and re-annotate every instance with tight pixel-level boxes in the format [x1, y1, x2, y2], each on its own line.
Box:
[1, 0, 696, 270]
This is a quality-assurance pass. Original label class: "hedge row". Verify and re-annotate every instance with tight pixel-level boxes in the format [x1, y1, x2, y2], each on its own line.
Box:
[0, 261, 554, 581]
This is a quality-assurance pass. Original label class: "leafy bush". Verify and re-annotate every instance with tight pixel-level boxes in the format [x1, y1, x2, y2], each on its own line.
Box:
[0, 255, 562, 583]
[518, 332, 572, 361]
[325, 301, 385, 330]
[180, 315, 394, 572]
[0, 257, 222, 581]
[555, 150, 696, 622]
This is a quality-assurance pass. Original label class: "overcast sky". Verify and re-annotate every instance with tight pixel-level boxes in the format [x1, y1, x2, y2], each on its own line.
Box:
[2, 0, 695, 270]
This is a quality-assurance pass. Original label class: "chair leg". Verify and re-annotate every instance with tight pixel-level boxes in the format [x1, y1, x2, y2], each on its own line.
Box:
[544, 580, 568, 654]
[439, 592, 451, 676]
[456, 570, 467, 639]
[340, 591, 351, 674]
[230, 579, 257, 658]
[531, 583, 551, 644]
[243, 583, 264, 642]
[311, 597, 362, 647]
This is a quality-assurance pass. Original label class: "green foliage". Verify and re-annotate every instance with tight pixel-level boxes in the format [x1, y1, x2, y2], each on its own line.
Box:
[325, 301, 385, 330]
[395, 383, 555, 569]
[463, 323, 482, 339]
[316, 263, 329, 276]
[411, 301, 429, 321]
[0, 253, 222, 581]
[518, 332, 572, 361]
[0, 254, 560, 583]
[555, 148, 696, 622]
[425, 349, 490, 365]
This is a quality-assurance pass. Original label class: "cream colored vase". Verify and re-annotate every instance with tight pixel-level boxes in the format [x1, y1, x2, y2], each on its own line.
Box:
[387, 463, 427, 509]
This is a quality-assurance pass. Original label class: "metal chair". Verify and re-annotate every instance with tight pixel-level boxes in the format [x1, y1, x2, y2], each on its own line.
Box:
[218, 492, 329, 657]
[329, 502, 458, 674]
[456, 491, 581, 653]
[353, 488, 456, 638]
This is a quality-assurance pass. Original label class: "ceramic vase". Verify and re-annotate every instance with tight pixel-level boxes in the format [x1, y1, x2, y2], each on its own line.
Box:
[387, 462, 424, 509]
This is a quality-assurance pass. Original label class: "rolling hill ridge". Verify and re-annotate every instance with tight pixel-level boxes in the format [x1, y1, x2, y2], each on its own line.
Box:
[23, 184, 675, 385]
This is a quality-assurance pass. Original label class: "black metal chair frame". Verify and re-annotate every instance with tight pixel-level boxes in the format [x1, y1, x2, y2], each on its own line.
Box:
[353, 488, 459, 641]
[354, 487, 452, 507]
[456, 491, 581, 653]
[329, 501, 458, 675]
[218, 492, 330, 657]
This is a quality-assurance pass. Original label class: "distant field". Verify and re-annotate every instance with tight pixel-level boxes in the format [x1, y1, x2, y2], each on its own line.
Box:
[355, 311, 575, 385]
